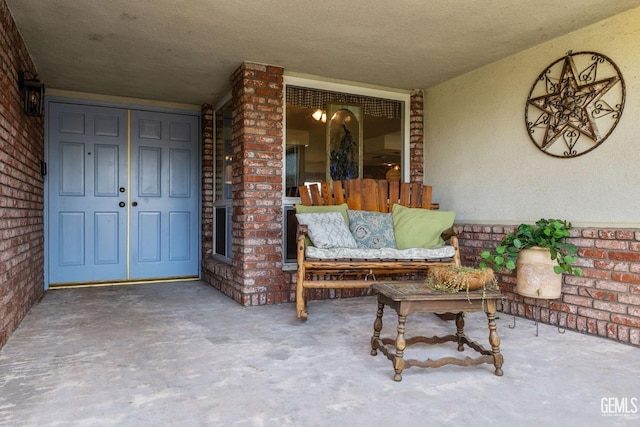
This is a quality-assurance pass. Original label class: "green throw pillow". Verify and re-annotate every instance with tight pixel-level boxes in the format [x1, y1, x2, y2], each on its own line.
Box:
[294, 203, 349, 246]
[392, 204, 455, 249]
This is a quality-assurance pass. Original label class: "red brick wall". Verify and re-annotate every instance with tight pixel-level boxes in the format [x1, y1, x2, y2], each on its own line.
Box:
[409, 90, 424, 184]
[0, 0, 45, 349]
[458, 224, 640, 346]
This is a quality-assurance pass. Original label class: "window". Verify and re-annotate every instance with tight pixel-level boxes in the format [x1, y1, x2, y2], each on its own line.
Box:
[214, 97, 232, 260]
[285, 85, 404, 195]
[283, 79, 410, 263]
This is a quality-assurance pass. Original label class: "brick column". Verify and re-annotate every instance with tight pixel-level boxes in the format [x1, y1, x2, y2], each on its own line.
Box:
[409, 90, 424, 184]
[230, 62, 285, 305]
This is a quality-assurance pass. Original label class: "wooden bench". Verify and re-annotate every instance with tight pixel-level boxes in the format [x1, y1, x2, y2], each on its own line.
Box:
[295, 178, 461, 319]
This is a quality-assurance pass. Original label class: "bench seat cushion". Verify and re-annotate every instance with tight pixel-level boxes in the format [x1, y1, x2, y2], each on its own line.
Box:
[305, 245, 456, 260]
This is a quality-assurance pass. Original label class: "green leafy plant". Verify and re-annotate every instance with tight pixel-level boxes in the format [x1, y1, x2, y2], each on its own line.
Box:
[479, 218, 583, 276]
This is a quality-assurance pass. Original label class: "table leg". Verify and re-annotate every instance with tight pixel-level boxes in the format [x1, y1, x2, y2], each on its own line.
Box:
[485, 304, 504, 376]
[455, 312, 465, 351]
[393, 313, 407, 382]
[371, 301, 384, 356]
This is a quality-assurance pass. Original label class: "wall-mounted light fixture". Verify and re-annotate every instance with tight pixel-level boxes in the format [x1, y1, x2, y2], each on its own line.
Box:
[18, 71, 45, 116]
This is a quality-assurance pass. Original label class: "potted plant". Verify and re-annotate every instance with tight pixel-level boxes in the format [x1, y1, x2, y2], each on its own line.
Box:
[479, 218, 583, 299]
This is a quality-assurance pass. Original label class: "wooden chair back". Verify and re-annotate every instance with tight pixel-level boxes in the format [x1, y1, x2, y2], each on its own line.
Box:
[297, 179, 437, 212]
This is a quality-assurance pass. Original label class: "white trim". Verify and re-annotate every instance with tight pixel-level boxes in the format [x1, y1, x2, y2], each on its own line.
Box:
[284, 75, 410, 100]
[401, 99, 411, 183]
[213, 91, 232, 111]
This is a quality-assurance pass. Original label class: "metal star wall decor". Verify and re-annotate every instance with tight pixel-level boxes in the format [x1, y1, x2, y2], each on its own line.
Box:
[525, 51, 625, 158]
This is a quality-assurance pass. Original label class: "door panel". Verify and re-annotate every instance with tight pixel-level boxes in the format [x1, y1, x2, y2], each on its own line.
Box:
[48, 103, 199, 285]
[169, 149, 191, 197]
[57, 212, 84, 265]
[48, 103, 128, 283]
[94, 144, 119, 196]
[169, 211, 191, 261]
[59, 142, 85, 195]
[137, 211, 161, 262]
[129, 110, 199, 279]
[94, 212, 119, 264]
[138, 147, 161, 196]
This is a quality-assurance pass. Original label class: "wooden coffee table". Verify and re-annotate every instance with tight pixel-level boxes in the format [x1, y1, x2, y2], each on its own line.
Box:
[370, 282, 504, 381]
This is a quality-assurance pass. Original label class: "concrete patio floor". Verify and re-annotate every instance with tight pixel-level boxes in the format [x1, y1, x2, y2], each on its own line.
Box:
[0, 280, 638, 427]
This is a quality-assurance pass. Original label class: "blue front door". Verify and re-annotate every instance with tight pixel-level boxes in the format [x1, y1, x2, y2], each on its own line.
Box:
[129, 110, 200, 279]
[47, 102, 199, 285]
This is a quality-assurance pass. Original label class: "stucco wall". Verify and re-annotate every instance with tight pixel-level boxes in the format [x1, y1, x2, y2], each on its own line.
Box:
[424, 6, 640, 226]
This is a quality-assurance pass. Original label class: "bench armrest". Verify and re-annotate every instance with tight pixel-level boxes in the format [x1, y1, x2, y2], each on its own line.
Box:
[296, 223, 308, 243]
[440, 226, 456, 242]
[296, 224, 309, 263]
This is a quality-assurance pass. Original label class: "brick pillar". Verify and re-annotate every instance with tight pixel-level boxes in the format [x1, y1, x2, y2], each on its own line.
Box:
[409, 90, 424, 184]
[201, 104, 214, 261]
[230, 62, 285, 305]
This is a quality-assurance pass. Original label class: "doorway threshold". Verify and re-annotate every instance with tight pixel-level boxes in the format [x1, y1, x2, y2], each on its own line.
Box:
[49, 276, 199, 290]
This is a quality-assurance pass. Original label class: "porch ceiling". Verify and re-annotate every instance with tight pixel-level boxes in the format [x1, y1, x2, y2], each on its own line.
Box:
[7, 0, 640, 106]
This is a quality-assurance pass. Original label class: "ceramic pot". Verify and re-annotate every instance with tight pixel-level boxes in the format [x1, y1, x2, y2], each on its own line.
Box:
[516, 246, 562, 299]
